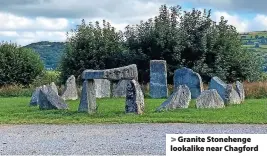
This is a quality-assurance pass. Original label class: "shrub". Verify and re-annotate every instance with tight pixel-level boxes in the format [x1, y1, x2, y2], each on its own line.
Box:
[0, 42, 44, 86]
[244, 81, 267, 99]
[0, 85, 33, 97]
[31, 70, 60, 87]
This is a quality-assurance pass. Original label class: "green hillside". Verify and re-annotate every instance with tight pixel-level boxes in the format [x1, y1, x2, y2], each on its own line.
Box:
[24, 41, 66, 70]
[240, 31, 267, 71]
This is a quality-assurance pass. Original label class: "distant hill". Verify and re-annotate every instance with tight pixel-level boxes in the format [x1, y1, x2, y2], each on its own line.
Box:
[239, 31, 267, 71]
[24, 41, 66, 70]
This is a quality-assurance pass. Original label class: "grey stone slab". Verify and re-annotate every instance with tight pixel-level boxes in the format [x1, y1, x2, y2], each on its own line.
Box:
[125, 80, 145, 114]
[50, 82, 58, 95]
[209, 77, 241, 104]
[38, 85, 68, 110]
[29, 86, 42, 106]
[236, 81, 245, 102]
[82, 64, 138, 80]
[95, 79, 111, 98]
[149, 60, 168, 98]
[61, 75, 78, 100]
[78, 80, 96, 114]
[174, 67, 203, 99]
[112, 80, 129, 98]
[225, 84, 242, 105]
[156, 85, 191, 111]
[196, 89, 225, 109]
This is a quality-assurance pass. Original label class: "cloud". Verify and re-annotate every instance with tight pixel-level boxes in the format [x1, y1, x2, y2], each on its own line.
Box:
[0, 12, 69, 31]
[186, 0, 267, 14]
[212, 11, 249, 32]
[1, 0, 267, 46]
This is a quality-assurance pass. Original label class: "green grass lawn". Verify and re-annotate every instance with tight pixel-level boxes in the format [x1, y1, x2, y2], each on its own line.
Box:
[0, 97, 266, 124]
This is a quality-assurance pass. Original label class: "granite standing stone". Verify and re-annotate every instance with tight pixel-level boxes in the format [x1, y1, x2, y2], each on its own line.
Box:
[208, 77, 241, 104]
[39, 85, 68, 110]
[61, 75, 78, 100]
[95, 79, 111, 98]
[173, 67, 203, 99]
[236, 81, 245, 102]
[78, 80, 96, 113]
[149, 60, 168, 98]
[50, 82, 58, 95]
[125, 80, 145, 114]
[112, 80, 129, 97]
[29, 86, 42, 106]
[196, 89, 225, 109]
[225, 84, 242, 104]
[156, 85, 191, 111]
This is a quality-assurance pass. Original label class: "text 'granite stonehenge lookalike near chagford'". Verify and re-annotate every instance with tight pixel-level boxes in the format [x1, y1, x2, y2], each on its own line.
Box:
[174, 67, 203, 99]
[149, 60, 168, 98]
[79, 64, 144, 114]
[208, 77, 241, 104]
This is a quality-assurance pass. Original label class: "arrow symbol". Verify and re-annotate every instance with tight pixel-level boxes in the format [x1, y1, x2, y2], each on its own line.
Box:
[171, 137, 176, 142]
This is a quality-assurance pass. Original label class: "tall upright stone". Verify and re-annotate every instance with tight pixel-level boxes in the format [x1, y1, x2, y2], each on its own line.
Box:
[209, 77, 241, 104]
[156, 85, 191, 112]
[61, 75, 78, 100]
[50, 82, 58, 95]
[174, 67, 203, 99]
[112, 80, 129, 97]
[149, 60, 168, 98]
[125, 80, 145, 114]
[39, 85, 68, 110]
[95, 79, 111, 98]
[78, 80, 96, 113]
[236, 81, 245, 102]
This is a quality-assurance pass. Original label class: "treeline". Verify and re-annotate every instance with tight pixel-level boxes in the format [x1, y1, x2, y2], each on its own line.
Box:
[60, 5, 262, 84]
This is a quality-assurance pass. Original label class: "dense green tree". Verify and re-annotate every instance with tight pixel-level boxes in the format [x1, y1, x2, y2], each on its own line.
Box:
[0, 42, 44, 86]
[60, 19, 127, 82]
[124, 5, 262, 83]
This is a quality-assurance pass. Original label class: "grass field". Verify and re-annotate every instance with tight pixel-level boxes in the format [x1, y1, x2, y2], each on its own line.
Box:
[0, 97, 266, 124]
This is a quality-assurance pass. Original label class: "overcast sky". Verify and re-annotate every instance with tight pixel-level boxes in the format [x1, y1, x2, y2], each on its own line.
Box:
[0, 0, 267, 46]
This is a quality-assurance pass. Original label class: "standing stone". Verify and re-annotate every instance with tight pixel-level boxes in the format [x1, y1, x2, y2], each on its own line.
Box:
[125, 80, 145, 114]
[78, 80, 96, 113]
[50, 82, 58, 95]
[112, 80, 129, 97]
[156, 85, 191, 111]
[39, 85, 68, 110]
[61, 75, 78, 100]
[149, 60, 168, 98]
[95, 79, 111, 98]
[29, 86, 42, 106]
[236, 81, 245, 102]
[196, 89, 225, 109]
[174, 67, 203, 99]
[209, 77, 241, 104]
[225, 84, 242, 104]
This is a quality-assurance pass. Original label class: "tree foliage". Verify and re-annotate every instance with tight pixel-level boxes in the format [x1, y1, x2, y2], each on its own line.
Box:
[60, 19, 130, 81]
[0, 42, 44, 86]
[60, 5, 262, 83]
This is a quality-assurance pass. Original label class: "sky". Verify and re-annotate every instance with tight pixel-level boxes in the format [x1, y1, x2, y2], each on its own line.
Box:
[0, 0, 267, 46]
